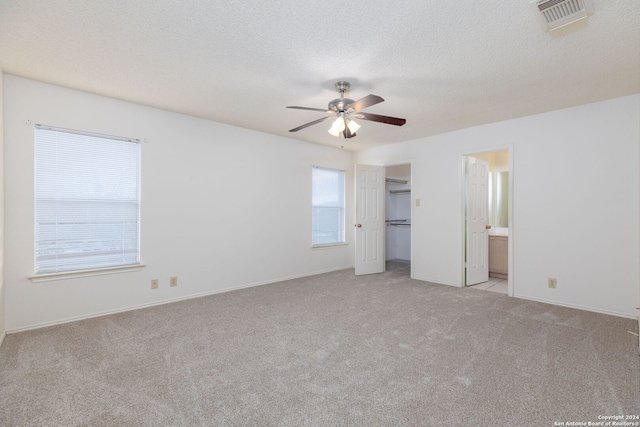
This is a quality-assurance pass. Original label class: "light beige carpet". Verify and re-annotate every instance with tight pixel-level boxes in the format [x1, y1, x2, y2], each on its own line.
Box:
[1, 262, 638, 426]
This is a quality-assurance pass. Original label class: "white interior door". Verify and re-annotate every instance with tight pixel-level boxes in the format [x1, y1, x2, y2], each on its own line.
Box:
[355, 164, 385, 275]
[466, 156, 489, 285]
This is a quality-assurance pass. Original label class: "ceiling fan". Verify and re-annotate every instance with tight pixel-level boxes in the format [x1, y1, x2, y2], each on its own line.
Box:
[287, 81, 406, 139]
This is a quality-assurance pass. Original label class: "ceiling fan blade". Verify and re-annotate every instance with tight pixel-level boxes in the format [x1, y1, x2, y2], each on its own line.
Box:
[286, 106, 331, 113]
[355, 112, 406, 126]
[348, 94, 384, 112]
[289, 115, 334, 132]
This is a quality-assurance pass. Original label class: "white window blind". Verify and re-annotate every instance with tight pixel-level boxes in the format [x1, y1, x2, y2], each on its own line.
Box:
[34, 125, 141, 274]
[312, 166, 345, 246]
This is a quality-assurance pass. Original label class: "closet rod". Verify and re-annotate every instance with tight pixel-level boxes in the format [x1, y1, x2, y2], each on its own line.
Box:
[386, 178, 407, 184]
[389, 189, 411, 194]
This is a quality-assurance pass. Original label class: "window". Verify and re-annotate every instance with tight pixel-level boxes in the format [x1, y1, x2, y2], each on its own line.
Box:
[312, 166, 345, 246]
[34, 125, 141, 274]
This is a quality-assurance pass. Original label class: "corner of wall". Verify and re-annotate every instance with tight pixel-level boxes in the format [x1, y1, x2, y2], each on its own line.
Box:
[0, 70, 6, 346]
[637, 94, 640, 352]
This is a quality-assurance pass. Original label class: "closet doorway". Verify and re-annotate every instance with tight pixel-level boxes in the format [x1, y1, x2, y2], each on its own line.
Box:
[385, 163, 412, 276]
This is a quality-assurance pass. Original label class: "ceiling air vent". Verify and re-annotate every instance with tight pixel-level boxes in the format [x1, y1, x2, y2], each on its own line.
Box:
[535, 0, 594, 31]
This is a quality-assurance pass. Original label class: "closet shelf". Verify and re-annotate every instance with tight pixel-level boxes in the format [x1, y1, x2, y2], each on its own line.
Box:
[386, 219, 410, 227]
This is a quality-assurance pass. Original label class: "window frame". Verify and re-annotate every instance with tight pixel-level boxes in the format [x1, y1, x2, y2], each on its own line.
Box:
[311, 165, 346, 247]
[31, 124, 143, 280]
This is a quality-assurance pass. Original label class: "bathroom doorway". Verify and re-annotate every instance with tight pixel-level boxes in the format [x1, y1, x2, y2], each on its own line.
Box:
[462, 149, 513, 295]
[385, 163, 412, 277]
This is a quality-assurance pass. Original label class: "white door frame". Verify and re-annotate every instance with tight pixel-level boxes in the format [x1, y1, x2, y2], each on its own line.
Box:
[382, 160, 414, 278]
[460, 146, 514, 296]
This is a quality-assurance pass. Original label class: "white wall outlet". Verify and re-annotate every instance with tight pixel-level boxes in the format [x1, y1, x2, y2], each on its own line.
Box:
[548, 277, 557, 289]
[151, 279, 159, 289]
[415, 198, 421, 207]
[170, 276, 178, 287]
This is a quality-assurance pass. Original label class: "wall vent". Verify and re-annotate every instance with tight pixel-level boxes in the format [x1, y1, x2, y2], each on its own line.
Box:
[535, 0, 594, 31]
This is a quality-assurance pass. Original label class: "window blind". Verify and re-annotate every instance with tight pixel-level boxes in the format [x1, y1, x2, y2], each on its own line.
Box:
[34, 125, 141, 274]
[312, 166, 345, 246]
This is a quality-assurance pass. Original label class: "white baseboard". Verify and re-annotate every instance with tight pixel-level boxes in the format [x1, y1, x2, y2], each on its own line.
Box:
[410, 274, 458, 287]
[409, 275, 636, 320]
[513, 293, 636, 319]
[0, 331, 6, 349]
[7, 265, 353, 334]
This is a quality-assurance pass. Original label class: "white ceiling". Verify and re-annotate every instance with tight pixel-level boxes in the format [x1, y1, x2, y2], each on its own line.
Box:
[1, 0, 638, 151]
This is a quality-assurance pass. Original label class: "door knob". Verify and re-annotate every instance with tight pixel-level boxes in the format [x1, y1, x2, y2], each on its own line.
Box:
[356, 224, 362, 228]
[485, 225, 492, 229]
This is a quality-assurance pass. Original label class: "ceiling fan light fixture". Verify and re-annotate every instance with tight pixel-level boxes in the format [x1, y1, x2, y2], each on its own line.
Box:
[328, 117, 346, 137]
[346, 119, 361, 134]
[327, 127, 341, 137]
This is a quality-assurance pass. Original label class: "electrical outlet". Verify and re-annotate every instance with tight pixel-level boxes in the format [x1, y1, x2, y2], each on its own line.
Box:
[170, 276, 178, 287]
[548, 277, 557, 289]
[151, 279, 159, 289]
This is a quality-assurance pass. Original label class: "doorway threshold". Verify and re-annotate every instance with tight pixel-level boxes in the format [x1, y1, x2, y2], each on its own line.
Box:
[467, 278, 507, 295]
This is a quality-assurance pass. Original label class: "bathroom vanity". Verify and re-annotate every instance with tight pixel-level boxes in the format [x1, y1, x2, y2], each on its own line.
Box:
[488, 231, 508, 279]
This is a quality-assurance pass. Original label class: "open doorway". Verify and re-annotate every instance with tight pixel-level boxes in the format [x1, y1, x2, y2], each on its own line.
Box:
[385, 163, 411, 277]
[462, 149, 512, 295]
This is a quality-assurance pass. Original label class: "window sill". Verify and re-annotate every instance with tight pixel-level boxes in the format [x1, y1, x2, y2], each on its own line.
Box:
[311, 242, 349, 249]
[28, 264, 146, 283]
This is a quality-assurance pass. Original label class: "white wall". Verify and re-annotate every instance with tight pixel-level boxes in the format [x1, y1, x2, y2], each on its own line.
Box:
[4, 75, 354, 332]
[0, 72, 5, 345]
[356, 95, 640, 318]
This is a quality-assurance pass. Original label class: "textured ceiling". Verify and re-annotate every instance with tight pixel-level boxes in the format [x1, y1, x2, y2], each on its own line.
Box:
[1, 0, 638, 151]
